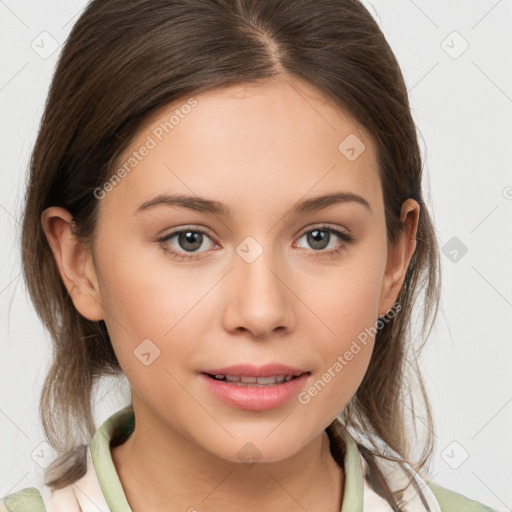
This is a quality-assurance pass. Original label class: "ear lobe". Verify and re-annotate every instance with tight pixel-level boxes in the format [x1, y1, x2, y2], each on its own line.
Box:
[378, 199, 420, 317]
[41, 206, 104, 321]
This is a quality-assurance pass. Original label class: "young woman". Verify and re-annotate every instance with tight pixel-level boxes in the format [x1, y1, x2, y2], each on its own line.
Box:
[1, 0, 498, 510]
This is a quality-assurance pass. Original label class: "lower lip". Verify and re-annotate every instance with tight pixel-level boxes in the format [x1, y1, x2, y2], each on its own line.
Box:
[200, 373, 310, 411]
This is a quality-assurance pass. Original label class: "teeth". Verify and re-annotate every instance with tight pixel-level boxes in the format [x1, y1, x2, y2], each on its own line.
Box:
[212, 374, 298, 385]
[240, 376, 257, 383]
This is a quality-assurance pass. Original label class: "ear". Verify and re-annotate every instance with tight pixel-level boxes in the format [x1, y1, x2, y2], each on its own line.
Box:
[377, 198, 420, 317]
[41, 206, 104, 321]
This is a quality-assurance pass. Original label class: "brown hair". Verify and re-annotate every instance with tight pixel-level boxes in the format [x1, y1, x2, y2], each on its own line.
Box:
[20, 0, 441, 508]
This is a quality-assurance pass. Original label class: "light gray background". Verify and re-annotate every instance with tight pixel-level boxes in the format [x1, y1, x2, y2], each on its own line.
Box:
[1, 1, 511, 510]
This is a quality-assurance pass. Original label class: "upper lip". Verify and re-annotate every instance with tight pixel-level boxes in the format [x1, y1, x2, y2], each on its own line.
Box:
[201, 363, 309, 378]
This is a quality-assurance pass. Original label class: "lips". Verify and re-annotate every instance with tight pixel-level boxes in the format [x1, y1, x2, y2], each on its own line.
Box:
[200, 366, 311, 411]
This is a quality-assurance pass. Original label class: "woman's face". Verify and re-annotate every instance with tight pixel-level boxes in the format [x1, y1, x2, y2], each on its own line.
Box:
[76, 77, 417, 462]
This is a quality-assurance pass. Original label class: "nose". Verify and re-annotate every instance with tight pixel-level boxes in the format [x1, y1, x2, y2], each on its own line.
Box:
[221, 243, 296, 339]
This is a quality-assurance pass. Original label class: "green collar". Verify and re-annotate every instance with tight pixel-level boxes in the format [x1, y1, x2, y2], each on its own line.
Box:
[89, 406, 134, 512]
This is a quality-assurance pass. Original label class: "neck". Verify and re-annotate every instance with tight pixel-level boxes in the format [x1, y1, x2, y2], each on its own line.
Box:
[110, 405, 344, 512]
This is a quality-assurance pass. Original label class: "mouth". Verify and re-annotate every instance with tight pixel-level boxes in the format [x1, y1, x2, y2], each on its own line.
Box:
[203, 372, 307, 386]
[199, 369, 311, 411]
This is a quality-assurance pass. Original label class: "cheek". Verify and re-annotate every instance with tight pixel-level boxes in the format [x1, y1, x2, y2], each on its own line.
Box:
[94, 237, 208, 363]
[294, 249, 385, 409]
[299, 246, 385, 339]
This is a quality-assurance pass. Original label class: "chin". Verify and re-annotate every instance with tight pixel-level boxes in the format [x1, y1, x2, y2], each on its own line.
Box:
[203, 432, 310, 467]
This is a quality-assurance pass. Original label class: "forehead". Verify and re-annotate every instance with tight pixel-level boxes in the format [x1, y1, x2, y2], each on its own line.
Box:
[99, 78, 382, 221]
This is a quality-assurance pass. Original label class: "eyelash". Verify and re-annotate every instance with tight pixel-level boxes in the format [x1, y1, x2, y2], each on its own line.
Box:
[157, 224, 354, 262]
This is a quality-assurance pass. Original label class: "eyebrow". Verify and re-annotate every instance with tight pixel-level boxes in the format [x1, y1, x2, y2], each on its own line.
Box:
[134, 191, 372, 217]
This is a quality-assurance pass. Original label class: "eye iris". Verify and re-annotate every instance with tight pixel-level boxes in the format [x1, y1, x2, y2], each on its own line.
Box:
[179, 231, 203, 251]
[308, 229, 329, 250]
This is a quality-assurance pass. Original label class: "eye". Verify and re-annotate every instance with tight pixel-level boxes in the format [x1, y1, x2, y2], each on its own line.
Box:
[158, 227, 217, 261]
[157, 224, 354, 262]
[294, 225, 354, 258]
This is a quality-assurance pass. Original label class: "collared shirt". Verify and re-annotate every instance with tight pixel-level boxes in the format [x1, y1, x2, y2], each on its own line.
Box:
[0, 406, 498, 511]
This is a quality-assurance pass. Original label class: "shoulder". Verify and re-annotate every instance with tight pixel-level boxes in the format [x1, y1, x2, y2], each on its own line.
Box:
[0, 487, 46, 512]
[427, 481, 499, 511]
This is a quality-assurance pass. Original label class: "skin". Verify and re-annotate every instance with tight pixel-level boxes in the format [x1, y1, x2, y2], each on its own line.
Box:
[42, 76, 419, 512]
